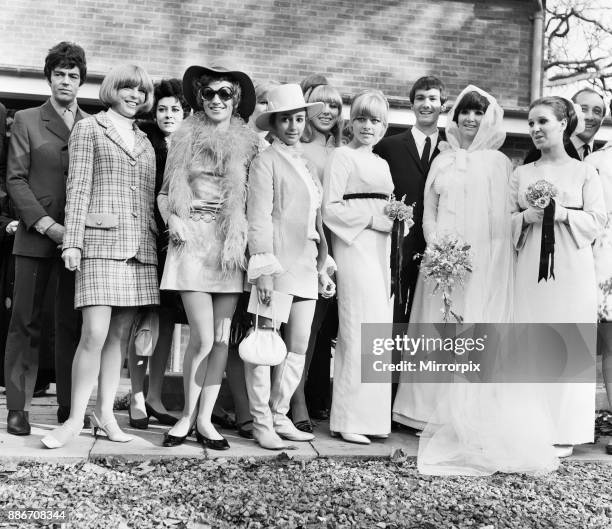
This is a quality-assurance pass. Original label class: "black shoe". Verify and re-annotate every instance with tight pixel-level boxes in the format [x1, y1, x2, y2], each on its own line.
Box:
[310, 408, 329, 421]
[211, 412, 236, 430]
[145, 402, 178, 426]
[162, 431, 188, 447]
[129, 406, 149, 430]
[195, 426, 230, 451]
[237, 420, 254, 440]
[606, 442, 612, 456]
[57, 405, 70, 424]
[33, 384, 50, 398]
[7, 410, 30, 436]
[57, 406, 91, 429]
[294, 420, 313, 433]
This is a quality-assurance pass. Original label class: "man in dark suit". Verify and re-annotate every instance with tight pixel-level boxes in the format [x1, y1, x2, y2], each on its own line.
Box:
[4, 42, 87, 435]
[374, 76, 447, 323]
[524, 88, 606, 163]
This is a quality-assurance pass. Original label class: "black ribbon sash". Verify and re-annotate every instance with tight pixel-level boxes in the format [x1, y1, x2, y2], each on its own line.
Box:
[342, 193, 388, 200]
[538, 199, 556, 282]
[390, 219, 404, 304]
[537, 202, 583, 282]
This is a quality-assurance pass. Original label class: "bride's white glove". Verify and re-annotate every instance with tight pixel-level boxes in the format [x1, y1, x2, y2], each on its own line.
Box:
[523, 207, 544, 225]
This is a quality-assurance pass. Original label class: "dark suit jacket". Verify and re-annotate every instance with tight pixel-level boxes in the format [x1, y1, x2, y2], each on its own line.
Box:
[7, 99, 86, 258]
[523, 138, 601, 164]
[374, 128, 445, 304]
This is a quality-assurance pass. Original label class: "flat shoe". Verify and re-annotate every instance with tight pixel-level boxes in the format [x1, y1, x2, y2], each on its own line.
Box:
[554, 444, 573, 458]
[293, 420, 313, 433]
[129, 406, 149, 430]
[162, 432, 188, 447]
[145, 402, 178, 426]
[338, 432, 370, 445]
[195, 426, 230, 450]
[7, 410, 30, 436]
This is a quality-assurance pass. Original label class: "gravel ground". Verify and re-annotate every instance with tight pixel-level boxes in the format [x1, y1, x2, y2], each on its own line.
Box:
[1, 456, 611, 529]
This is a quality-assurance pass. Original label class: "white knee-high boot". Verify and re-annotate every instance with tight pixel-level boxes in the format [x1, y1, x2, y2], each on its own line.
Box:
[270, 352, 315, 441]
[244, 363, 287, 450]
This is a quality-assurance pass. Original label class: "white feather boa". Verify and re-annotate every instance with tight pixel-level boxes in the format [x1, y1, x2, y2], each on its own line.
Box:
[164, 113, 259, 272]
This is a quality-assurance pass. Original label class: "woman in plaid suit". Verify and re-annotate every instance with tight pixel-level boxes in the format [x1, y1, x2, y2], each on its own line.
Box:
[42, 64, 158, 448]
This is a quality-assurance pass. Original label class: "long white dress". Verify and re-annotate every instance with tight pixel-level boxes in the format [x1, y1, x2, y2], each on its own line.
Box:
[585, 145, 612, 320]
[393, 86, 514, 431]
[323, 145, 393, 435]
[511, 158, 606, 444]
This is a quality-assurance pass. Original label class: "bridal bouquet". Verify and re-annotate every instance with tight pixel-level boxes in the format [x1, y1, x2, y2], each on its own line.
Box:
[525, 180, 558, 209]
[599, 277, 612, 322]
[419, 236, 473, 323]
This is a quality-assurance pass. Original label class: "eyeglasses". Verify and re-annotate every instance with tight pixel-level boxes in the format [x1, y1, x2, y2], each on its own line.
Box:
[200, 87, 234, 102]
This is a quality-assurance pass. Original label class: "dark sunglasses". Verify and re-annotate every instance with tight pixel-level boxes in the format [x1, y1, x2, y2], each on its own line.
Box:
[200, 87, 234, 102]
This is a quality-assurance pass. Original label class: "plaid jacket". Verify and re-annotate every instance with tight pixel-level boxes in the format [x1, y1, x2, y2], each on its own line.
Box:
[63, 112, 157, 264]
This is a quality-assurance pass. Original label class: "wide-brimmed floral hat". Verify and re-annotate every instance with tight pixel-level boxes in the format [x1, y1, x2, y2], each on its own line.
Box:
[255, 83, 324, 131]
[182, 64, 256, 121]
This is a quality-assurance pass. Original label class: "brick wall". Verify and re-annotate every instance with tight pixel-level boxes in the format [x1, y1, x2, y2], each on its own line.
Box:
[0, 0, 536, 107]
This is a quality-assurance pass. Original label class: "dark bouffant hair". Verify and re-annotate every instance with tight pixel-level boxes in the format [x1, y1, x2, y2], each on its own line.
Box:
[529, 96, 579, 138]
[409, 76, 447, 104]
[452, 91, 489, 123]
[43, 41, 87, 85]
[154, 78, 191, 118]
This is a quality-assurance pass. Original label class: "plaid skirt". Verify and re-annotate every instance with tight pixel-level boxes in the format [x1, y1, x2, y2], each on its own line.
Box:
[75, 258, 160, 309]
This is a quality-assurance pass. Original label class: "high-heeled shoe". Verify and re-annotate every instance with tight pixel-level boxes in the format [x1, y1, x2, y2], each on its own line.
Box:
[145, 402, 178, 426]
[129, 405, 149, 430]
[41, 420, 84, 449]
[195, 425, 230, 451]
[91, 413, 133, 443]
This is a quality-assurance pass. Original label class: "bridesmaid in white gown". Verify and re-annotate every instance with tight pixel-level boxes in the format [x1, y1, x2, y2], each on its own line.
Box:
[323, 90, 394, 444]
[511, 96, 606, 457]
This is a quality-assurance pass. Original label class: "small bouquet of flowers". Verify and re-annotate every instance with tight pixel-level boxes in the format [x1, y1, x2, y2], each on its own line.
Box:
[385, 194, 414, 306]
[419, 235, 473, 323]
[525, 180, 558, 209]
[525, 180, 558, 282]
[384, 193, 414, 225]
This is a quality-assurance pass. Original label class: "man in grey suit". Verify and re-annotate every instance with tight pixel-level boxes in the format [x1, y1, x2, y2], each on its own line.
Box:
[5, 42, 87, 435]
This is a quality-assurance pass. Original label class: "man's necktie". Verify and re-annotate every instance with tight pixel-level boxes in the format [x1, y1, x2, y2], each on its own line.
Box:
[421, 136, 431, 172]
[583, 143, 590, 160]
[63, 108, 74, 131]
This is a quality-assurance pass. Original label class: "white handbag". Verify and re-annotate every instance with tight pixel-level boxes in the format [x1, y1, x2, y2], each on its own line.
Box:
[239, 303, 287, 366]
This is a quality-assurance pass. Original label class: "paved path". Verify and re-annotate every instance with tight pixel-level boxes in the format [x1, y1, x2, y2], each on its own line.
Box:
[1, 383, 611, 463]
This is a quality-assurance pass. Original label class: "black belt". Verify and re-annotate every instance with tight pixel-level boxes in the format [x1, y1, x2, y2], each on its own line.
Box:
[343, 193, 388, 200]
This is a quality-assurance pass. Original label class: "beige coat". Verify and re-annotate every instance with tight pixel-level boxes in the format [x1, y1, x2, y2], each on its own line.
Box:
[247, 141, 328, 297]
